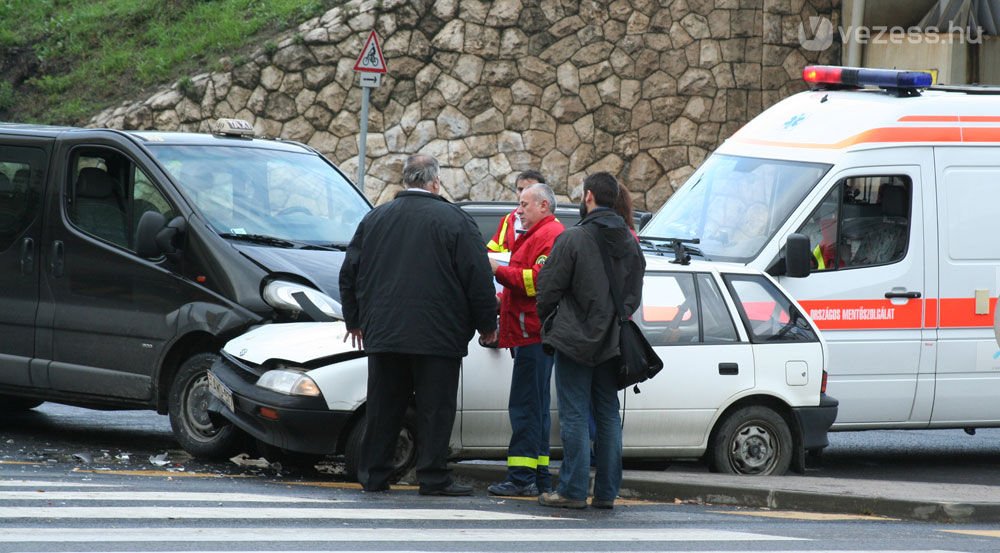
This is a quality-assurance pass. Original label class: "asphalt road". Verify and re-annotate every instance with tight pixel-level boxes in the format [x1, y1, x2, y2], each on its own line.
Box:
[3, 404, 1000, 551]
[2, 452, 1000, 552]
[3, 402, 999, 486]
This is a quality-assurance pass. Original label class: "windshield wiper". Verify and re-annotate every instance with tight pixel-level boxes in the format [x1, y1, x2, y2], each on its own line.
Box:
[638, 236, 705, 263]
[219, 233, 341, 251]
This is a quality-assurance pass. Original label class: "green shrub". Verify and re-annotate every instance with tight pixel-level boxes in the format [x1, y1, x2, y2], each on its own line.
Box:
[2, 0, 350, 124]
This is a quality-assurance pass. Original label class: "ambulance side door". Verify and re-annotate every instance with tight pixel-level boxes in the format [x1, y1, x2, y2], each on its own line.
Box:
[780, 156, 930, 427]
[930, 147, 1000, 424]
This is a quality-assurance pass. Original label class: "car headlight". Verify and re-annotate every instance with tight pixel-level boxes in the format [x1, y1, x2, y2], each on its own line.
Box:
[263, 279, 342, 320]
[256, 369, 321, 397]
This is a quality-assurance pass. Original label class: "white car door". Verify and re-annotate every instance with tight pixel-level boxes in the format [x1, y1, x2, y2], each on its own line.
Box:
[459, 342, 517, 448]
[623, 271, 754, 449]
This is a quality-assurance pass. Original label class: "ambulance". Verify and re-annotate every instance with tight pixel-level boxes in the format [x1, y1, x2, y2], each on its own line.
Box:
[641, 66, 1000, 432]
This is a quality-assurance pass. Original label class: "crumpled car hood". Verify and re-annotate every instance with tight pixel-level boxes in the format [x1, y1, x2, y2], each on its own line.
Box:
[223, 322, 357, 365]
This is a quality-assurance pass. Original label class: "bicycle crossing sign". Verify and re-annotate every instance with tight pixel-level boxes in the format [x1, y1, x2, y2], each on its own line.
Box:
[353, 30, 387, 74]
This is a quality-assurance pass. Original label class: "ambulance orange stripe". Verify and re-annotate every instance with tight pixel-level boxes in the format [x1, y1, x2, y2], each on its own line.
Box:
[735, 125, 1000, 149]
[898, 115, 959, 122]
[961, 127, 1000, 142]
[797, 297, 994, 330]
[924, 298, 937, 328]
[736, 126, 964, 149]
[938, 297, 996, 328]
[798, 299, 922, 330]
[642, 305, 681, 322]
[899, 115, 1000, 123]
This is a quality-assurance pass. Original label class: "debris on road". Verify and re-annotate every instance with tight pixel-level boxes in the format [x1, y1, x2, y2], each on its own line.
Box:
[229, 453, 275, 469]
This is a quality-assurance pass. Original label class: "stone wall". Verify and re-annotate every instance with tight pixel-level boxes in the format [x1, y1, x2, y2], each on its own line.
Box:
[90, 0, 841, 209]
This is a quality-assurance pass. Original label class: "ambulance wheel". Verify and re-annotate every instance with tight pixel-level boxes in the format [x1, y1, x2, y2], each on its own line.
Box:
[344, 408, 417, 484]
[709, 405, 792, 476]
[169, 353, 248, 460]
[0, 396, 43, 411]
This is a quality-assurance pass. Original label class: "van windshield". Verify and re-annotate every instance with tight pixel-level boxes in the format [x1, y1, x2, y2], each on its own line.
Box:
[641, 155, 831, 262]
[147, 145, 369, 247]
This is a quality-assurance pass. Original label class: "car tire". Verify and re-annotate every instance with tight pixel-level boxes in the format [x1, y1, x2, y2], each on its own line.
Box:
[709, 405, 793, 476]
[168, 352, 248, 460]
[0, 396, 43, 411]
[344, 408, 418, 484]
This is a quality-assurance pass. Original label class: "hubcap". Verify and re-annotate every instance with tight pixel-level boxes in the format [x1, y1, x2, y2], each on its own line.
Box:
[185, 375, 220, 440]
[392, 428, 415, 471]
[729, 424, 776, 474]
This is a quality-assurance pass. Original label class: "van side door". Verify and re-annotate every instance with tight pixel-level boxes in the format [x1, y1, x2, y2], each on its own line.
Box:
[781, 161, 929, 427]
[0, 139, 50, 388]
[35, 135, 185, 402]
[930, 147, 1000, 424]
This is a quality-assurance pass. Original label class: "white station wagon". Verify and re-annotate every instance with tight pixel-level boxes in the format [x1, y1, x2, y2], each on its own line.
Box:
[206, 253, 838, 477]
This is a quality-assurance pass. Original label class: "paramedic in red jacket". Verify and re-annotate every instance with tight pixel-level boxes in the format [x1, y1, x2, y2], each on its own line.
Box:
[486, 182, 565, 497]
[486, 170, 546, 253]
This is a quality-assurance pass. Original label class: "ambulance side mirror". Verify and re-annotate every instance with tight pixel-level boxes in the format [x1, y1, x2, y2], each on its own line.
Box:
[784, 233, 812, 278]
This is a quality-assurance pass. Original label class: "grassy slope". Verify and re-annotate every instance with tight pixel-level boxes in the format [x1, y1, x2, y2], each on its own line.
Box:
[0, 0, 343, 125]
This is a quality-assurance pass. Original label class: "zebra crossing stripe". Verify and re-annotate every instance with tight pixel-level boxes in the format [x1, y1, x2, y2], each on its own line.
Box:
[0, 491, 343, 502]
[0, 551, 968, 553]
[0, 527, 802, 543]
[0, 479, 117, 487]
[0, 507, 556, 520]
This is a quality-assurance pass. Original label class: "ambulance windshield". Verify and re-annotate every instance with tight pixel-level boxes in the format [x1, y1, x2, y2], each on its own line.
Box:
[642, 154, 831, 263]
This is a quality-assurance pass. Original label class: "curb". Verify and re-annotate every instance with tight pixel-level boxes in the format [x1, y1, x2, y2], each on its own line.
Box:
[452, 463, 1000, 523]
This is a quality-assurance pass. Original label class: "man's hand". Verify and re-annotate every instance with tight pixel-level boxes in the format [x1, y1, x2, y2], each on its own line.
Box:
[344, 328, 364, 350]
[478, 328, 499, 348]
[489, 257, 500, 274]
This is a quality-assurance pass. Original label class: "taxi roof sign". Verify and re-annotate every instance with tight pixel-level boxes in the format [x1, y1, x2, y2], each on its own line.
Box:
[353, 30, 387, 74]
[214, 118, 255, 137]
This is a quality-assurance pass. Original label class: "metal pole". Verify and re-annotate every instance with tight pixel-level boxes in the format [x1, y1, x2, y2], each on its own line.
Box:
[357, 85, 370, 193]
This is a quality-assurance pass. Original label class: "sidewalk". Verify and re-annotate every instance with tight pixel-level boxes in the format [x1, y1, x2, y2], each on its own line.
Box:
[452, 461, 1000, 523]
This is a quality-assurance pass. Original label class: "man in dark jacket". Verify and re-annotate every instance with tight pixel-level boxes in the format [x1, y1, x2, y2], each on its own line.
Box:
[536, 172, 645, 510]
[339, 154, 498, 496]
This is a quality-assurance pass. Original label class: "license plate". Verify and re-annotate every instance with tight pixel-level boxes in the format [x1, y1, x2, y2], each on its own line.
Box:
[206, 371, 235, 413]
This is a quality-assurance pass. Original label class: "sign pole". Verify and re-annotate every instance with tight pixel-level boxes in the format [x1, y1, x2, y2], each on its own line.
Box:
[352, 30, 388, 195]
[357, 86, 370, 193]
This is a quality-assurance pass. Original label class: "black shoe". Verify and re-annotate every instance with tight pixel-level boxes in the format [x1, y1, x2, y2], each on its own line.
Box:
[362, 485, 390, 493]
[419, 482, 474, 496]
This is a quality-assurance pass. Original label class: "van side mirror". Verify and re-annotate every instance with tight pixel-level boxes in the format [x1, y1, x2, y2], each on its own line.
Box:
[784, 233, 812, 278]
[136, 212, 186, 259]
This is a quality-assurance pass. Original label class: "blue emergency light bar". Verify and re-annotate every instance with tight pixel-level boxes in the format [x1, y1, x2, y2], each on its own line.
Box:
[803, 66, 933, 89]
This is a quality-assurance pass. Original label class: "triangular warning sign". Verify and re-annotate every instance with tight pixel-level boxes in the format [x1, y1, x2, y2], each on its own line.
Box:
[353, 30, 387, 74]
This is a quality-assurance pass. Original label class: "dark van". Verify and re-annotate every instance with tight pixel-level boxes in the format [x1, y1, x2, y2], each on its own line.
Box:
[0, 119, 369, 458]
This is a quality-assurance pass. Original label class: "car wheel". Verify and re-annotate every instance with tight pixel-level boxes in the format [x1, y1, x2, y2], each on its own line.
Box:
[709, 405, 792, 476]
[0, 396, 43, 411]
[168, 353, 248, 459]
[344, 408, 418, 484]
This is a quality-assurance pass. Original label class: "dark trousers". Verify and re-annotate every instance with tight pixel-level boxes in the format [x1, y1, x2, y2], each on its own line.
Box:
[359, 352, 461, 492]
[505, 343, 553, 490]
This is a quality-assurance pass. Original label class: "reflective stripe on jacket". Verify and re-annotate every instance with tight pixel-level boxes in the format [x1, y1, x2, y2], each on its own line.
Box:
[487, 210, 518, 253]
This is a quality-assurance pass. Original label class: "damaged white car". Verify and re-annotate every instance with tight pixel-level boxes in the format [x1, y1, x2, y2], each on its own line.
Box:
[206, 254, 837, 478]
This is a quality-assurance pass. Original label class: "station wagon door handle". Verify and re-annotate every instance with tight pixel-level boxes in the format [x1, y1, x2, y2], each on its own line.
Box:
[49, 240, 64, 278]
[885, 291, 921, 299]
[19, 237, 33, 275]
[718, 363, 739, 375]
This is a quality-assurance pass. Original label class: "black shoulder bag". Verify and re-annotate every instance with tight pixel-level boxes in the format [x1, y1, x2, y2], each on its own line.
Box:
[588, 225, 663, 392]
